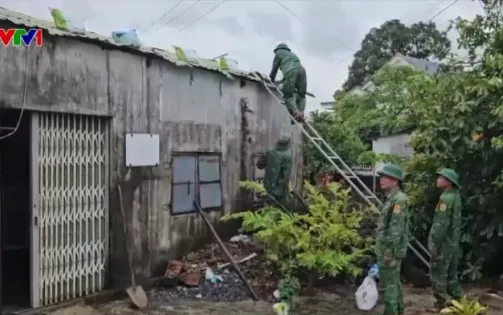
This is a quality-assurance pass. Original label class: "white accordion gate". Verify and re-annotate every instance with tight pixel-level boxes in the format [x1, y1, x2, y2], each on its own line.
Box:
[30, 112, 109, 307]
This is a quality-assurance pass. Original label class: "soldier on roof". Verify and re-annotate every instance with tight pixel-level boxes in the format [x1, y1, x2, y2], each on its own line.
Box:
[269, 43, 307, 123]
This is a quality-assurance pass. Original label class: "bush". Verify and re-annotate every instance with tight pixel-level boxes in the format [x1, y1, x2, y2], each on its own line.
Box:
[221, 181, 375, 289]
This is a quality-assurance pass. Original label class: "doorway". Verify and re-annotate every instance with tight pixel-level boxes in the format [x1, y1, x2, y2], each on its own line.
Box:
[0, 109, 31, 310]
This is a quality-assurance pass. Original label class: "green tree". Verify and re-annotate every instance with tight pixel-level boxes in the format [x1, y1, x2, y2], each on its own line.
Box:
[343, 19, 451, 91]
[332, 0, 503, 279]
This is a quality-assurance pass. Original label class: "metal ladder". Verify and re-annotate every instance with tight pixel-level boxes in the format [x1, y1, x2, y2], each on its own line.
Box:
[250, 72, 431, 268]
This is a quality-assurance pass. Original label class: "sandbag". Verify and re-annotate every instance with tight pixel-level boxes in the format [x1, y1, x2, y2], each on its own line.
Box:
[355, 276, 378, 311]
[49, 8, 85, 34]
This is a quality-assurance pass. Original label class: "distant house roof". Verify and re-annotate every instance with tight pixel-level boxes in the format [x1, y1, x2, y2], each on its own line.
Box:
[320, 101, 335, 110]
[0, 7, 266, 83]
[358, 53, 440, 91]
[400, 54, 440, 75]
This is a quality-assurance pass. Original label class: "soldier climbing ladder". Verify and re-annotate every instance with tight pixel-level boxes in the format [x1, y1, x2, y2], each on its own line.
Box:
[250, 71, 431, 269]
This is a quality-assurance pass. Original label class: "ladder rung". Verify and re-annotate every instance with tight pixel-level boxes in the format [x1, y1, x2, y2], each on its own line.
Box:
[311, 137, 322, 141]
[328, 156, 340, 160]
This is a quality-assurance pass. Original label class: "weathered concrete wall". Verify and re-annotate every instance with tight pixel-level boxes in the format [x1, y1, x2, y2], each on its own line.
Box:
[0, 25, 302, 288]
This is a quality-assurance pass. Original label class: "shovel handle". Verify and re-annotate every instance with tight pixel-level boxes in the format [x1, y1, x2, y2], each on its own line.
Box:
[118, 185, 136, 287]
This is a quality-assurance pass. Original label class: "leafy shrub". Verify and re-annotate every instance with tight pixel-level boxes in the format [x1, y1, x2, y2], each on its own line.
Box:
[441, 296, 488, 315]
[221, 181, 374, 283]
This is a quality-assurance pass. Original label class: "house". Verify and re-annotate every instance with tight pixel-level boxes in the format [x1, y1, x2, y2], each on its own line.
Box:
[361, 53, 440, 168]
[0, 7, 303, 310]
[359, 53, 439, 92]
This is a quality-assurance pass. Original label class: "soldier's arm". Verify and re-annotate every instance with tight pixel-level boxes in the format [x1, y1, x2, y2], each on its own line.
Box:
[430, 198, 451, 245]
[282, 155, 292, 184]
[269, 54, 281, 82]
[384, 199, 407, 258]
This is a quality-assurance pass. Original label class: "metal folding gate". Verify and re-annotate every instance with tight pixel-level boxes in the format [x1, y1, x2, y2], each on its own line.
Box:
[30, 112, 110, 307]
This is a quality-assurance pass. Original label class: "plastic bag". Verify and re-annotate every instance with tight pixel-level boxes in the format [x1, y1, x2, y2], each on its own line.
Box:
[368, 263, 379, 279]
[219, 57, 238, 71]
[49, 8, 85, 34]
[112, 29, 141, 46]
[355, 276, 378, 311]
[204, 267, 223, 284]
[272, 302, 289, 315]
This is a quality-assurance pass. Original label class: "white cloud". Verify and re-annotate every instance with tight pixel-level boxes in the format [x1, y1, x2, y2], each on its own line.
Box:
[1, 0, 484, 112]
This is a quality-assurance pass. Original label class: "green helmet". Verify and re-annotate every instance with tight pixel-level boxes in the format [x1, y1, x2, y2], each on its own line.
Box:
[275, 134, 292, 151]
[436, 168, 460, 187]
[377, 164, 404, 181]
[274, 43, 290, 53]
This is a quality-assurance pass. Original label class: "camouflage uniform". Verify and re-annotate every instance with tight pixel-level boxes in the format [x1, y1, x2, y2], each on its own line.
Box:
[264, 134, 293, 208]
[269, 43, 307, 118]
[375, 164, 409, 315]
[429, 168, 463, 308]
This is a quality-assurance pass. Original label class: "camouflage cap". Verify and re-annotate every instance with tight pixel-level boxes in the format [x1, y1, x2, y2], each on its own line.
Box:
[377, 164, 404, 181]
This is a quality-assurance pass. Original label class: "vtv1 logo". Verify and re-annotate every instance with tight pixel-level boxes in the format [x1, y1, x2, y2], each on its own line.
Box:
[0, 28, 43, 47]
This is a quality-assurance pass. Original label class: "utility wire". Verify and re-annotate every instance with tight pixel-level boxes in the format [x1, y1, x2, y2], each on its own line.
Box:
[425, 0, 451, 15]
[0, 47, 29, 141]
[155, 0, 202, 32]
[168, 0, 226, 36]
[141, 0, 184, 32]
[428, 0, 459, 21]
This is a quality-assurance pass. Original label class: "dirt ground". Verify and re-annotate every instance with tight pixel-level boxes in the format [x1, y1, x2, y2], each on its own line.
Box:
[47, 285, 501, 315]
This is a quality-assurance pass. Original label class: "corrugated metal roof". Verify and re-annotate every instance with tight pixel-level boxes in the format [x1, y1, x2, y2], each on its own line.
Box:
[0, 7, 264, 82]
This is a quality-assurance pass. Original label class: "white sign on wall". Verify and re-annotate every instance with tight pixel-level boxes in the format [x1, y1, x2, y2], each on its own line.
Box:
[125, 133, 160, 167]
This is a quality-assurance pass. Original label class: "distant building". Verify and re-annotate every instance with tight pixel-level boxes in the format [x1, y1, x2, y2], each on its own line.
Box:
[363, 53, 439, 168]
[320, 101, 335, 110]
[359, 53, 439, 92]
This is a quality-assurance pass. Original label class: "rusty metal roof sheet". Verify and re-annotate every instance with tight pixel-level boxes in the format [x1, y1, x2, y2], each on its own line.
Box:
[0, 7, 264, 82]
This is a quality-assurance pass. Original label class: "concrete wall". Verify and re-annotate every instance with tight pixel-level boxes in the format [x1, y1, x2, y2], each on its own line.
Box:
[0, 25, 303, 287]
[372, 133, 412, 170]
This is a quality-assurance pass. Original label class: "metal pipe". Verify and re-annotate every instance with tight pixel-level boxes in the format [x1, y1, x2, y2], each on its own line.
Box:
[193, 201, 259, 301]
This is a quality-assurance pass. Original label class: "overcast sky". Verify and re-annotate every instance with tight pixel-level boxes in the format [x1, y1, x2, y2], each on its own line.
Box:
[2, 0, 483, 112]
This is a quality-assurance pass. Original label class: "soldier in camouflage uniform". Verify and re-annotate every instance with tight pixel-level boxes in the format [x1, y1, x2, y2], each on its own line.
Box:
[269, 43, 307, 123]
[263, 134, 293, 207]
[428, 168, 463, 311]
[375, 164, 409, 315]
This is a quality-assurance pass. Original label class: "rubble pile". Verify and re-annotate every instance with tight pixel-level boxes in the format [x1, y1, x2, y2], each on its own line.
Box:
[150, 234, 280, 302]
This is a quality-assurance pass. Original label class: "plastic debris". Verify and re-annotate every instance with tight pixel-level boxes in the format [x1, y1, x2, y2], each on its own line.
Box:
[205, 267, 223, 284]
[111, 29, 141, 46]
[229, 234, 252, 243]
[272, 302, 290, 315]
[368, 263, 379, 279]
[173, 46, 199, 64]
[273, 289, 280, 300]
[355, 276, 378, 310]
[219, 57, 238, 71]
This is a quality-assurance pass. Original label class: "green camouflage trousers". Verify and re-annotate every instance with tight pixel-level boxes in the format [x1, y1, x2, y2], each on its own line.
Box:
[379, 260, 404, 315]
[431, 250, 462, 307]
[281, 67, 307, 116]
